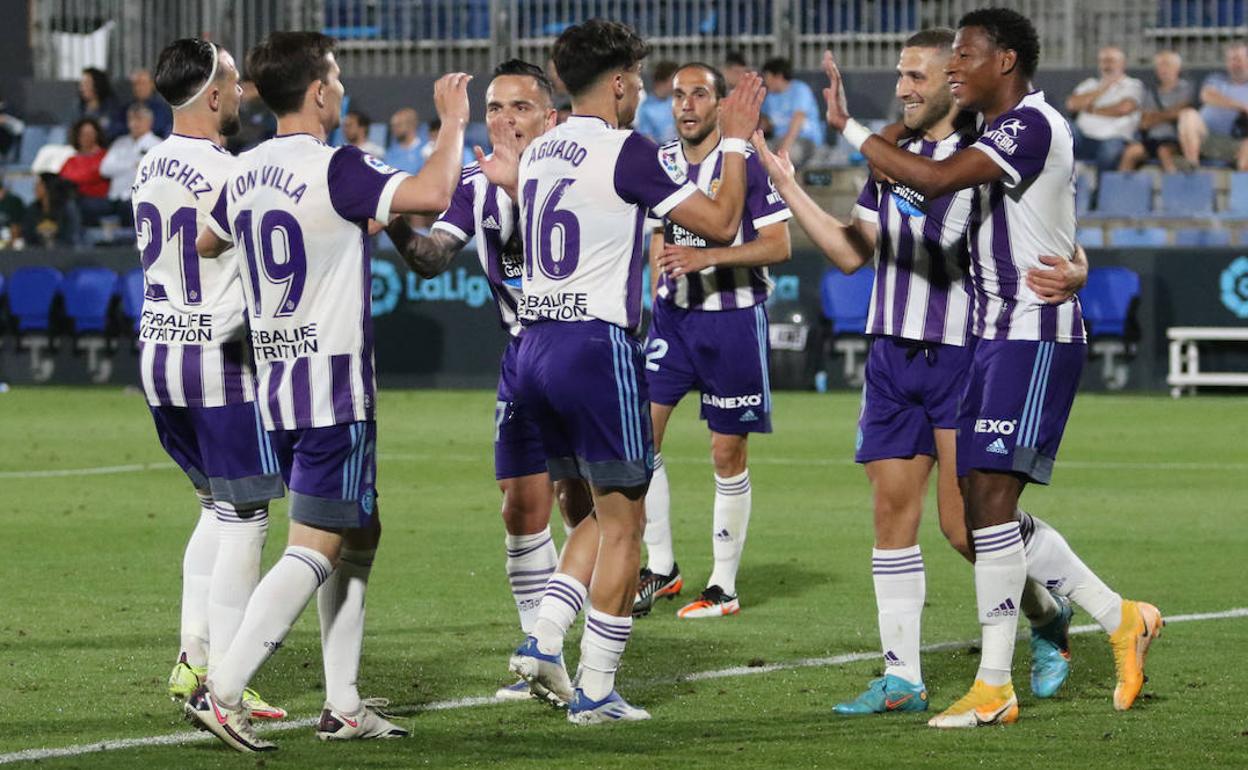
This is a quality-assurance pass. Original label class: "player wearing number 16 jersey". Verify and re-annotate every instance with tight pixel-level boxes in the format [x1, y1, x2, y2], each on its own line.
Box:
[186, 32, 477, 753]
[133, 38, 285, 720]
[500, 20, 765, 724]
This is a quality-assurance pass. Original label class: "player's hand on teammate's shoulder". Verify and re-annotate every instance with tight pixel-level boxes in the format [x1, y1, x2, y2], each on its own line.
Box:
[433, 72, 473, 129]
[720, 72, 766, 140]
[822, 50, 850, 131]
[750, 130, 796, 189]
[657, 243, 714, 278]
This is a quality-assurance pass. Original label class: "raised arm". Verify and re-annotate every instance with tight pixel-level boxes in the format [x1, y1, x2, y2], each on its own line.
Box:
[384, 219, 467, 279]
[663, 73, 766, 244]
[751, 131, 875, 273]
[388, 72, 473, 215]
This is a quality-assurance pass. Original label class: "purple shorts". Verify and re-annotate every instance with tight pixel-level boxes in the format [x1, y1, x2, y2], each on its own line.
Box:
[149, 402, 284, 506]
[515, 319, 653, 488]
[956, 339, 1085, 485]
[268, 421, 378, 529]
[856, 337, 972, 463]
[495, 336, 548, 481]
[645, 300, 773, 435]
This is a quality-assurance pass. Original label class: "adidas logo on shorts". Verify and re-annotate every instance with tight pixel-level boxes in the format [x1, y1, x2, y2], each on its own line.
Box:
[986, 437, 1009, 455]
[740, 409, 758, 422]
[482, 214, 500, 230]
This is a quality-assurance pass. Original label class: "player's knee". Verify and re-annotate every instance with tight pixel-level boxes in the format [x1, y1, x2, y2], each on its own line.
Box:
[555, 480, 594, 527]
[499, 493, 545, 534]
[710, 435, 748, 477]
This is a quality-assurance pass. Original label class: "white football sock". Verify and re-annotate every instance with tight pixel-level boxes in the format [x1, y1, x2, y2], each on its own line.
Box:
[642, 454, 675, 575]
[532, 573, 587, 655]
[707, 470, 751, 595]
[505, 527, 557, 634]
[180, 494, 217, 668]
[972, 523, 1026, 687]
[318, 547, 374, 715]
[207, 503, 268, 677]
[211, 545, 332, 707]
[579, 608, 633, 700]
[872, 546, 925, 685]
[1020, 511, 1123, 633]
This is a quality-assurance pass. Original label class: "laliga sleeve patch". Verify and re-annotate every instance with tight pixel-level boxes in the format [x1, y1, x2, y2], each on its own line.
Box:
[362, 154, 399, 176]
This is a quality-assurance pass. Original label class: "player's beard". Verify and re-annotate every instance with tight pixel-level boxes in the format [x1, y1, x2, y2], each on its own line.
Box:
[220, 114, 241, 137]
[679, 117, 716, 146]
[904, 88, 955, 135]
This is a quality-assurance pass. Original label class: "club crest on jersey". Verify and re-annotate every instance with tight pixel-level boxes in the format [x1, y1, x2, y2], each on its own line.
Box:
[890, 184, 927, 217]
[362, 154, 399, 175]
[709, 178, 721, 198]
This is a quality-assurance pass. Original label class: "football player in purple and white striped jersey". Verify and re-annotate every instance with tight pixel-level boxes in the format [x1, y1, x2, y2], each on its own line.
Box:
[134, 38, 285, 721]
[185, 32, 482, 753]
[823, 8, 1162, 727]
[633, 63, 794, 621]
[383, 59, 594, 702]
[754, 27, 1090, 718]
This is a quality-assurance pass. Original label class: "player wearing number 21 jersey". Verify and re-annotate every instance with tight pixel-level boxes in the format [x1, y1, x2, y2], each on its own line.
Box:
[504, 20, 765, 724]
[186, 32, 474, 753]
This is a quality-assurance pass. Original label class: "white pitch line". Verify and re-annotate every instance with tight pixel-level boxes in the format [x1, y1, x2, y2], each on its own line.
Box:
[0, 462, 177, 479]
[2, 607, 1244, 766]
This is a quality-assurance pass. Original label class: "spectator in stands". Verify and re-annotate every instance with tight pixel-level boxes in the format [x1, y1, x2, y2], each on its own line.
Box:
[0, 175, 26, 243]
[59, 117, 111, 226]
[1178, 42, 1248, 170]
[100, 104, 160, 223]
[0, 99, 25, 159]
[78, 67, 123, 143]
[1066, 46, 1143, 171]
[384, 107, 426, 174]
[724, 51, 749, 91]
[22, 173, 81, 247]
[634, 60, 679, 143]
[226, 79, 276, 154]
[343, 109, 385, 156]
[125, 68, 173, 139]
[420, 117, 476, 167]
[761, 57, 824, 169]
[1118, 50, 1193, 173]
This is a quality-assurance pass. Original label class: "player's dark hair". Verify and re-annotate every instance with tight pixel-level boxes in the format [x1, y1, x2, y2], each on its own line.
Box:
[905, 27, 956, 52]
[346, 108, 370, 128]
[154, 39, 220, 108]
[724, 50, 748, 68]
[491, 58, 556, 104]
[761, 57, 793, 80]
[676, 62, 728, 99]
[958, 8, 1040, 79]
[550, 20, 651, 98]
[246, 31, 337, 116]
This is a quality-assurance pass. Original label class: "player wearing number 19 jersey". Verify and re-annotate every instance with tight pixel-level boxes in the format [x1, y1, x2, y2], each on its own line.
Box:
[133, 38, 285, 720]
[504, 20, 764, 724]
[186, 32, 475, 753]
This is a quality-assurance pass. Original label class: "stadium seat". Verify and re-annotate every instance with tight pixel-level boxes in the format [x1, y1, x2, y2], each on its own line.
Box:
[4, 174, 36, 204]
[1174, 227, 1231, 246]
[15, 125, 49, 167]
[45, 125, 68, 147]
[119, 267, 145, 334]
[367, 122, 388, 150]
[62, 267, 119, 382]
[1079, 266, 1141, 390]
[1224, 172, 1248, 217]
[7, 266, 63, 381]
[1075, 172, 1094, 217]
[820, 267, 874, 387]
[1077, 226, 1104, 247]
[1158, 172, 1215, 217]
[1092, 172, 1153, 217]
[1108, 226, 1168, 247]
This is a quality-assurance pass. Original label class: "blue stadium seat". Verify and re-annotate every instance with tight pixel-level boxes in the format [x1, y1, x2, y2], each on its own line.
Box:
[4, 175, 36, 204]
[15, 125, 49, 167]
[820, 267, 875, 335]
[119, 267, 144, 333]
[1076, 226, 1104, 247]
[1075, 172, 1093, 216]
[1174, 227, 1231, 246]
[367, 122, 388, 150]
[62, 267, 118, 334]
[8, 266, 63, 332]
[1108, 226, 1168, 247]
[1093, 172, 1153, 217]
[1159, 172, 1215, 217]
[45, 125, 68, 147]
[1079, 267, 1140, 338]
[1224, 172, 1248, 217]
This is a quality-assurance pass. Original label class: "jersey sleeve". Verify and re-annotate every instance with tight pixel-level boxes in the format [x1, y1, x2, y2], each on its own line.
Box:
[327, 145, 413, 223]
[970, 107, 1053, 188]
[745, 151, 792, 230]
[431, 167, 479, 242]
[206, 185, 232, 241]
[853, 174, 881, 224]
[613, 132, 697, 217]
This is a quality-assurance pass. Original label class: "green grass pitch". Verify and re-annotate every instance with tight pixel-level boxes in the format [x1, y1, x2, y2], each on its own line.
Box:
[2, 388, 1246, 768]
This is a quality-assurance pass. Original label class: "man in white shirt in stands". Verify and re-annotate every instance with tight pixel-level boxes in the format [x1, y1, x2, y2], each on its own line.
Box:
[101, 104, 161, 223]
[1065, 46, 1143, 171]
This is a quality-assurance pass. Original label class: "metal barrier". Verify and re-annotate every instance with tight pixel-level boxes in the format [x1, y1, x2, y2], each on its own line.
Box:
[30, 0, 1248, 79]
